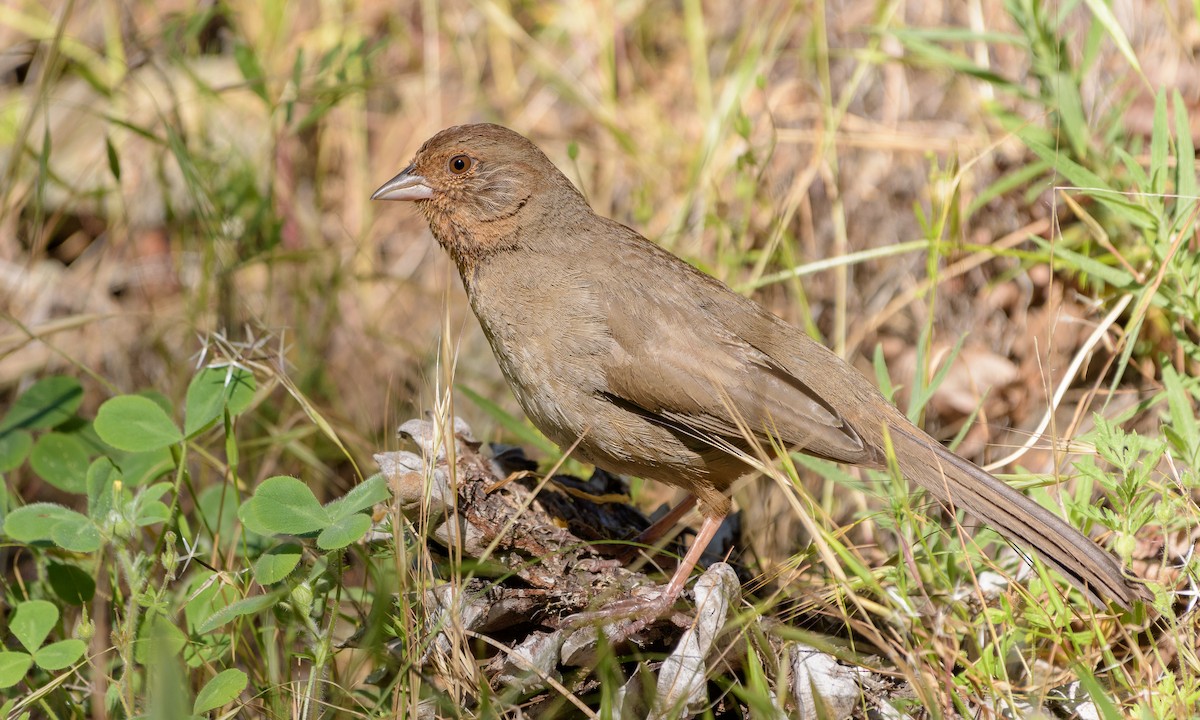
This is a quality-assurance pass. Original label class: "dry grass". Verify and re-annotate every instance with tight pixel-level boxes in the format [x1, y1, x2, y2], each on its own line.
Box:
[2, 0, 1198, 717]
[1, 0, 1186, 442]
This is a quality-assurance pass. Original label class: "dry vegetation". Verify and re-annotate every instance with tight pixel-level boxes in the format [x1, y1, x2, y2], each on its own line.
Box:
[2, 0, 1199, 717]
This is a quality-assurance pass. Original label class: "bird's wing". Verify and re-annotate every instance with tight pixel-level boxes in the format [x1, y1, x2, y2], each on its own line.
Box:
[595, 237, 875, 465]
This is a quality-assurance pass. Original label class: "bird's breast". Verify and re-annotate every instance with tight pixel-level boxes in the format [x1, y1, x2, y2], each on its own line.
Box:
[464, 253, 613, 446]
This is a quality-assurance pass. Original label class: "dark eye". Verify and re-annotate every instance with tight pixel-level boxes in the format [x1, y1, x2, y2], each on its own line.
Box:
[448, 155, 472, 174]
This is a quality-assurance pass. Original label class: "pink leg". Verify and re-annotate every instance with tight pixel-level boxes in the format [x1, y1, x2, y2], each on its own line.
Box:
[571, 513, 726, 640]
[655, 513, 723, 605]
[619, 495, 699, 561]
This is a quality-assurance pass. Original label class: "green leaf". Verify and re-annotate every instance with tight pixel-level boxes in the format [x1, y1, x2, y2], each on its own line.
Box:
[1162, 365, 1199, 466]
[196, 483, 241, 543]
[1073, 664, 1124, 720]
[233, 43, 269, 102]
[910, 334, 965, 418]
[1023, 135, 1111, 190]
[252, 543, 303, 584]
[236, 501, 272, 536]
[11, 600, 57, 653]
[139, 390, 175, 417]
[119, 447, 176, 486]
[285, 48, 303, 124]
[135, 500, 171, 527]
[1030, 237, 1134, 288]
[0, 429, 32, 473]
[47, 562, 96, 605]
[0, 652, 33, 688]
[324, 474, 389, 521]
[140, 482, 172, 504]
[1022, 135, 1157, 228]
[133, 615, 187, 665]
[196, 592, 283, 635]
[95, 396, 182, 452]
[33, 639, 86, 671]
[86, 457, 120, 521]
[0, 376, 83, 432]
[317, 513, 371, 550]
[51, 518, 101, 553]
[871, 344, 895, 403]
[183, 572, 234, 632]
[184, 367, 257, 438]
[1149, 90, 1169, 197]
[104, 135, 121, 180]
[889, 30, 1027, 96]
[30, 432, 90, 493]
[238, 476, 328, 535]
[1174, 90, 1198, 202]
[1113, 146, 1150, 190]
[4, 501, 97, 552]
[1081, 0, 1142, 75]
[146, 616, 192, 720]
[4, 503, 85, 544]
[193, 668, 248, 714]
[1049, 70, 1089, 161]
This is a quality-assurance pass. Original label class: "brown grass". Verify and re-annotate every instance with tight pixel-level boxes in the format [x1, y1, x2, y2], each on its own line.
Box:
[2, 0, 1197, 715]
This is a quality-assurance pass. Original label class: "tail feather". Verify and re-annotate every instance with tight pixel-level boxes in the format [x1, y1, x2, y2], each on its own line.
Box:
[887, 423, 1150, 610]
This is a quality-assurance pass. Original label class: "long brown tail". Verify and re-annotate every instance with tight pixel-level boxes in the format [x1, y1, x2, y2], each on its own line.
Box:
[886, 423, 1151, 609]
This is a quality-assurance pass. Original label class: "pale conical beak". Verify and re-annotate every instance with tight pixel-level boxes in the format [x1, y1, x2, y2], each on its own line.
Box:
[371, 165, 434, 201]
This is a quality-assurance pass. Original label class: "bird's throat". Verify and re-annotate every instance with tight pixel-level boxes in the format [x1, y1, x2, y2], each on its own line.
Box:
[428, 211, 527, 285]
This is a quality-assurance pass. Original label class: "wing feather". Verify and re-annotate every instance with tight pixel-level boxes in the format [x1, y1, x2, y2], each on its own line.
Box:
[594, 241, 873, 464]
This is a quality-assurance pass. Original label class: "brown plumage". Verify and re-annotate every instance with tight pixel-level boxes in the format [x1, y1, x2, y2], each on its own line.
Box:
[373, 123, 1151, 619]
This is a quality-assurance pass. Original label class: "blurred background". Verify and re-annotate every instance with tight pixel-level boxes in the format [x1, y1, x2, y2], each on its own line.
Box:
[4, 1, 1199, 714]
[2, 0, 1196, 539]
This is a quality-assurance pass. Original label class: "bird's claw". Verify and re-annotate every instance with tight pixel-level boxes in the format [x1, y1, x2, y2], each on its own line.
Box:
[564, 587, 679, 644]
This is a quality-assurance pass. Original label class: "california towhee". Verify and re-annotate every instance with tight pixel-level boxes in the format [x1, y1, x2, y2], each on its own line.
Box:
[373, 123, 1150, 623]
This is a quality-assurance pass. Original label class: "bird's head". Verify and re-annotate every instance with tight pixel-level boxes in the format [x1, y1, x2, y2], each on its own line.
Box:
[372, 123, 586, 262]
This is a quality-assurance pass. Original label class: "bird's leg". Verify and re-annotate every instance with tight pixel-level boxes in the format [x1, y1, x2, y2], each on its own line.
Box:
[571, 513, 724, 640]
[617, 494, 699, 563]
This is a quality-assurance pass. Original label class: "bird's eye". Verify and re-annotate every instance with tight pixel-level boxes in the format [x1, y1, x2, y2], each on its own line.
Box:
[448, 155, 472, 174]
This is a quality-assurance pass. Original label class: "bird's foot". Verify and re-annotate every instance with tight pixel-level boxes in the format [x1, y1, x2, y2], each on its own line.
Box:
[569, 513, 724, 644]
[565, 585, 683, 645]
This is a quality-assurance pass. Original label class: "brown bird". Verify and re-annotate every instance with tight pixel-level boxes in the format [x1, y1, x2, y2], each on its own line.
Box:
[373, 123, 1151, 626]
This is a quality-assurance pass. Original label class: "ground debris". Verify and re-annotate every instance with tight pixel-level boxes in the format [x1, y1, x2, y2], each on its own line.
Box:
[374, 417, 940, 718]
